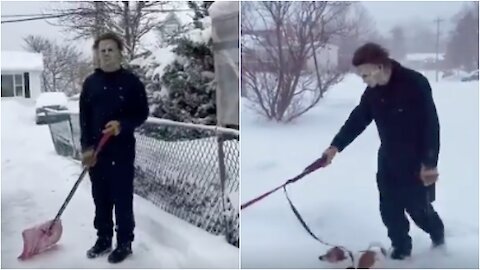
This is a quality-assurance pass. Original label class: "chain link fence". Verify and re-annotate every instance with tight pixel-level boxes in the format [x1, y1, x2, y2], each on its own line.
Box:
[44, 110, 239, 247]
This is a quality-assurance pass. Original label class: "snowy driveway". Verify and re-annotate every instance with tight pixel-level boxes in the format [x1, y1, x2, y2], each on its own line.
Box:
[1, 99, 238, 269]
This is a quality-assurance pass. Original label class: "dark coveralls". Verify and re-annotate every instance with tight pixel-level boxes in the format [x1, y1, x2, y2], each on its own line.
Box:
[331, 60, 444, 251]
[80, 68, 149, 244]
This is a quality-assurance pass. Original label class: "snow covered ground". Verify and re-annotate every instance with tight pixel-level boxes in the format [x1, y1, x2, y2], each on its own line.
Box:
[241, 74, 479, 268]
[1, 98, 239, 269]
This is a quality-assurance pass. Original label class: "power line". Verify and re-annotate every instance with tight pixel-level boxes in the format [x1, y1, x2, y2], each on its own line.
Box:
[1, 7, 193, 24]
[1, 13, 60, 18]
[2, 14, 68, 24]
[1, 12, 95, 24]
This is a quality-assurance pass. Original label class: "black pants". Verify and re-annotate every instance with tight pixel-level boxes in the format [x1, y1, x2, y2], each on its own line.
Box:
[89, 155, 135, 244]
[377, 172, 444, 251]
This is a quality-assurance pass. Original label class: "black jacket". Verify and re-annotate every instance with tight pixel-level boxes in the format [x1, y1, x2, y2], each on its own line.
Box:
[80, 67, 149, 159]
[331, 60, 440, 183]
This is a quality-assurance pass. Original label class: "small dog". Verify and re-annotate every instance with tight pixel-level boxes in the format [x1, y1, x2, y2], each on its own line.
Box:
[319, 246, 354, 268]
[319, 246, 349, 263]
[357, 243, 387, 269]
[319, 243, 387, 269]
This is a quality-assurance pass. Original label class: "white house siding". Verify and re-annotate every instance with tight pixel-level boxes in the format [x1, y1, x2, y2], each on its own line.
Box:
[1, 51, 43, 99]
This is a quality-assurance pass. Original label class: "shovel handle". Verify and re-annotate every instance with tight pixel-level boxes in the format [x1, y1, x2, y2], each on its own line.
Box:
[95, 133, 112, 156]
[48, 133, 111, 231]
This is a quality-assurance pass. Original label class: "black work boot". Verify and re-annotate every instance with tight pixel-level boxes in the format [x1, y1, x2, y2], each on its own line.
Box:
[390, 245, 411, 260]
[431, 233, 445, 248]
[108, 242, 132, 263]
[87, 237, 112, 259]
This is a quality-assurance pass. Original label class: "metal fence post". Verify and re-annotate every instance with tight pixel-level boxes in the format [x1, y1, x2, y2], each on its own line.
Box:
[216, 131, 230, 242]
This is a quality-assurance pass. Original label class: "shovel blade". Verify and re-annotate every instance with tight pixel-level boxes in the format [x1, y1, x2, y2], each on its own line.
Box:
[18, 219, 63, 260]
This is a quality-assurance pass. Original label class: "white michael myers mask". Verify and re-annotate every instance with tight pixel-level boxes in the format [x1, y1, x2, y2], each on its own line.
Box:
[355, 63, 384, 87]
[98, 39, 122, 72]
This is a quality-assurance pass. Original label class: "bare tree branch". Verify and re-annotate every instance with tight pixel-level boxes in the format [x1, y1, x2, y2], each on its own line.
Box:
[47, 1, 170, 61]
[24, 35, 91, 95]
[242, 1, 352, 122]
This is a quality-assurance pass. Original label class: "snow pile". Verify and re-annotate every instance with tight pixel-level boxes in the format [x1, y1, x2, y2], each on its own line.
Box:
[35, 92, 68, 109]
[241, 74, 479, 269]
[1, 51, 44, 72]
[1, 99, 239, 268]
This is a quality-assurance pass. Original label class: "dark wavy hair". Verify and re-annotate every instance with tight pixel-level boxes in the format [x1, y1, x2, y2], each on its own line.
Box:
[93, 32, 124, 52]
[352, 42, 390, 67]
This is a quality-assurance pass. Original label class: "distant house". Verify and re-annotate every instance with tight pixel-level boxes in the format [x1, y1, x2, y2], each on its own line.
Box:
[1, 51, 43, 99]
[404, 52, 445, 70]
[242, 32, 339, 73]
[157, 11, 194, 41]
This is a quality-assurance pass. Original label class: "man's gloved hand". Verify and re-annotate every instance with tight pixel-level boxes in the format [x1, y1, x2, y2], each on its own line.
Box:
[82, 149, 97, 168]
[321, 146, 339, 167]
[304, 146, 338, 172]
[420, 164, 439, 186]
[102, 120, 121, 136]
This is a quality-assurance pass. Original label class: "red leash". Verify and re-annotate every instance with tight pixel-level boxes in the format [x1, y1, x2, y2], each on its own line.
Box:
[241, 155, 328, 210]
[241, 155, 389, 268]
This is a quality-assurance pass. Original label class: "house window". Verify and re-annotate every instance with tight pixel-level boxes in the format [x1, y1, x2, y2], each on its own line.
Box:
[1, 74, 25, 97]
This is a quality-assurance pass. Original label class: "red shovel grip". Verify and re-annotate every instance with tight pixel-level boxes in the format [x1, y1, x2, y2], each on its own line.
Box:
[94, 133, 112, 156]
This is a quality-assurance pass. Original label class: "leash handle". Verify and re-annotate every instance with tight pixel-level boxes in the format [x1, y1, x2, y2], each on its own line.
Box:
[241, 155, 328, 210]
[303, 154, 328, 173]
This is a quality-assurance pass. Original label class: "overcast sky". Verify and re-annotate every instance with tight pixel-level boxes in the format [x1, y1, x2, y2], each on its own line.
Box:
[1, 1, 471, 56]
[1, 1, 94, 56]
[361, 1, 469, 34]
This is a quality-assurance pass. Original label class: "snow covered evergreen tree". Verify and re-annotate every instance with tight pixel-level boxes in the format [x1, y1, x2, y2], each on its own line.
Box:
[154, 1, 216, 126]
[156, 38, 215, 125]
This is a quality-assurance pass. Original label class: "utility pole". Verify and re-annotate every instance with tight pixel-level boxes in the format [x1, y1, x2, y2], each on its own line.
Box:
[434, 17, 443, 82]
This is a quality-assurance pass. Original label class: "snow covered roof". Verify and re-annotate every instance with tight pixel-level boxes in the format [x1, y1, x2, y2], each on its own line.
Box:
[155, 1, 194, 26]
[1, 51, 44, 72]
[406, 53, 445, 61]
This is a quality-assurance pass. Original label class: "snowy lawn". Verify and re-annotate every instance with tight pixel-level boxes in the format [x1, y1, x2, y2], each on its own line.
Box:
[1, 98, 239, 269]
[241, 74, 479, 268]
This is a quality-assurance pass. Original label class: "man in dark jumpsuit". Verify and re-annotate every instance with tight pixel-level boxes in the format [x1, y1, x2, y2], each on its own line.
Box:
[322, 43, 445, 260]
[80, 32, 149, 263]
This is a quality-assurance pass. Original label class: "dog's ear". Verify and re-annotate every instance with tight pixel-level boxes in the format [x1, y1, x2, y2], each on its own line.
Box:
[319, 246, 347, 263]
[357, 250, 376, 269]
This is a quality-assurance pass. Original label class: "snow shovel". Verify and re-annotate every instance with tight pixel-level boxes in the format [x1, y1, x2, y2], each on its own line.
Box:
[18, 133, 111, 260]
